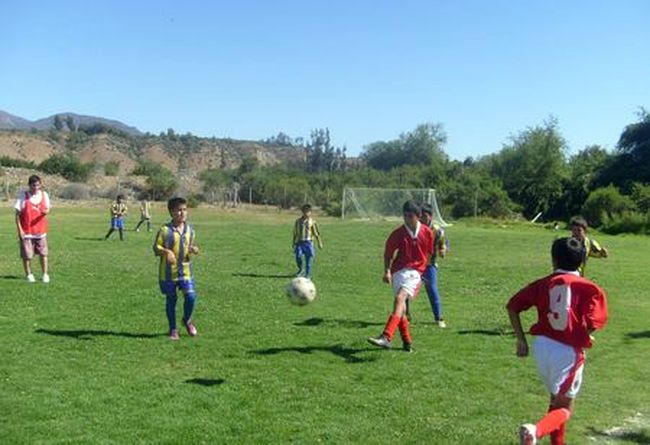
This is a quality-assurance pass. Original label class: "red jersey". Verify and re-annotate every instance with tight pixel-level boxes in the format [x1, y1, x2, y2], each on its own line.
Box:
[507, 271, 608, 349]
[384, 223, 434, 274]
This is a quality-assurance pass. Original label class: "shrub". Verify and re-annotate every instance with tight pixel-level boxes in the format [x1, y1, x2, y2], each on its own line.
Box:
[0, 156, 36, 169]
[104, 161, 120, 176]
[187, 194, 201, 208]
[581, 185, 635, 227]
[38, 154, 93, 182]
[601, 211, 647, 235]
[58, 183, 91, 200]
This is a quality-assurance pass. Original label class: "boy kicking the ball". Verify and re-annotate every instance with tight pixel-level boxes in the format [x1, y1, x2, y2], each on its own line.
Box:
[154, 197, 200, 340]
[506, 237, 608, 445]
[368, 201, 434, 352]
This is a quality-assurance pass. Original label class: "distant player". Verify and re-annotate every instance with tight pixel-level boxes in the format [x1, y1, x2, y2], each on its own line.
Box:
[135, 199, 152, 232]
[368, 201, 434, 352]
[569, 216, 608, 276]
[292, 204, 323, 279]
[153, 197, 200, 340]
[506, 237, 608, 445]
[105, 194, 127, 241]
[419, 203, 448, 327]
[14, 175, 52, 283]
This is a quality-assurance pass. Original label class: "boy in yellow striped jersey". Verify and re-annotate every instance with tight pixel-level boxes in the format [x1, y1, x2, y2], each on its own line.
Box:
[105, 194, 128, 241]
[570, 216, 608, 276]
[135, 199, 152, 232]
[293, 204, 323, 279]
[153, 197, 200, 340]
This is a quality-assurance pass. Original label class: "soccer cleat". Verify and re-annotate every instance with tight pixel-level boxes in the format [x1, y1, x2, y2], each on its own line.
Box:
[184, 320, 198, 337]
[367, 335, 391, 349]
[437, 319, 447, 328]
[402, 342, 414, 353]
[42, 274, 50, 284]
[26, 274, 36, 283]
[169, 329, 180, 341]
[519, 423, 537, 445]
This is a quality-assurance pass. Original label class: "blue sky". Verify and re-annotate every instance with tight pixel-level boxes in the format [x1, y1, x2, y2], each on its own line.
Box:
[2, 0, 649, 159]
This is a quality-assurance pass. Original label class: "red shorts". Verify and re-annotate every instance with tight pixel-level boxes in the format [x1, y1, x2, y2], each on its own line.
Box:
[20, 237, 48, 260]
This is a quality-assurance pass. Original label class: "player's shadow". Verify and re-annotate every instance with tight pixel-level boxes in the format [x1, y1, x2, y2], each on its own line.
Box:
[232, 272, 296, 279]
[294, 317, 384, 329]
[457, 328, 514, 336]
[0, 275, 23, 280]
[252, 344, 378, 364]
[626, 331, 650, 340]
[74, 237, 105, 241]
[35, 328, 165, 341]
[185, 378, 225, 387]
[586, 426, 650, 444]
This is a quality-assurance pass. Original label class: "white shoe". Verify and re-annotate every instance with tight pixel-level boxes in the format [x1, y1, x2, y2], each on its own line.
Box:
[519, 423, 537, 445]
[437, 319, 447, 328]
[42, 274, 50, 283]
[26, 274, 36, 283]
[367, 335, 391, 349]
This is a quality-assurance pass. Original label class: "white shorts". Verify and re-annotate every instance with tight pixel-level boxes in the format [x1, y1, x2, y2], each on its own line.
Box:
[533, 335, 585, 398]
[391, 269, 422, 299]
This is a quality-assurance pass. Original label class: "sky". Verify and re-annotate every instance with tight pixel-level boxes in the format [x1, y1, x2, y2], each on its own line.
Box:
[2, 0, 649, 159]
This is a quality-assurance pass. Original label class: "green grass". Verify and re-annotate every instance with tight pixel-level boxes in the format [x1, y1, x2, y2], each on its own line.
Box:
[1, 206, 649, 444]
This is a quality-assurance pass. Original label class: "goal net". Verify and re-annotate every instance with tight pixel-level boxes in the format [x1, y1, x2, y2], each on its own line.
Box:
[341, 187, 449, 225]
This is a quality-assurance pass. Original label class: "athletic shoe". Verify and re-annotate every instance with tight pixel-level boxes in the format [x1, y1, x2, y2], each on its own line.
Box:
[295, 270, 302, 277]
[169, 329, 180, 341]
[437, 319, 447, 328]
[519, 423, 537, 445]
[42, 274, 50, 284]
[135, 228, 140, 232]
[184, 320, 198, 337]
[367, 335, 391, 349]
[402, 342, 414, 353]
[26, 274, 36, 283]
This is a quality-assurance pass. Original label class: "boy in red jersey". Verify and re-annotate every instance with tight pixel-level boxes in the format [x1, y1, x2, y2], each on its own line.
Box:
[368, 201, 434, 352]
[506, 237, 608, 445]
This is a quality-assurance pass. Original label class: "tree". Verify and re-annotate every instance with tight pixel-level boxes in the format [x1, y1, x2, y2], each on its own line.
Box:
[65, 115, 76, 132]
[53, 114, 64, 131]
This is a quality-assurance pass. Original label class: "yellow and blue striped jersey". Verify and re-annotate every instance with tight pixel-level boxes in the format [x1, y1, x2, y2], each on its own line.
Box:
[293, 217, 321, 245]
[110, 202, 128, 217]
[427, 222, 447, 266]
[578, 236, 607, 276]
[154, 222, 196, 282]
[140, 201, 151, 219]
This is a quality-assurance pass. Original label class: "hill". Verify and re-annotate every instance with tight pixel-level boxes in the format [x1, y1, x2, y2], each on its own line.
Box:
[0, 110, 142, 136]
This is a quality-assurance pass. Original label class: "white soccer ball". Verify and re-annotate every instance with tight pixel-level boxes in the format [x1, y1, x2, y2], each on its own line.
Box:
[286, 277, 317, 305]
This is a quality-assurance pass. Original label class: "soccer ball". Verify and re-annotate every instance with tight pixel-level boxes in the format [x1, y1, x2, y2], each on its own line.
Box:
[286, 277, 317, 305]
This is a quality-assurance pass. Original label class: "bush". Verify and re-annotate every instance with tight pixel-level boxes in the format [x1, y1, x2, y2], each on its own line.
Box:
[38, 154, 93, 182]
[581, 185, 635, 227]
[104, 161, 120, 176]
[0, 156, 36, 169]
[58, 183, 91, 200]
[601, 211, 647, 235]
[187, 194, 201, 208]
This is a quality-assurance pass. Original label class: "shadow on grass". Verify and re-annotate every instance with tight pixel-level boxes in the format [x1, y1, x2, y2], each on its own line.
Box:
[74, 237, 105, 242]
[232, 272, 295, 279]
[252, 344, 378, 364]
[294, 317, 384, 329]
[626, 331, 650, 340]
[35, 328, 165, 340]
[185, 378, 225, 387]
[586, 426, 650, 444]
[0, 275, 23, 280]
[457, 329, 513, 336]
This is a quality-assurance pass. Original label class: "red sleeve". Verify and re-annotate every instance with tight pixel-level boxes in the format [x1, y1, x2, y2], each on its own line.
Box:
[384, 229, 399, 263]
[507, 280, 541, 313]
[586, 287, 608, 331]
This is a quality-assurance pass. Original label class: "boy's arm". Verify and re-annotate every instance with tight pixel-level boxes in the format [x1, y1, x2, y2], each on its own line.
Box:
[383, 233, 398, 283]
[589, 238, 608, 258]
[507, 307, 529, 357]
[292, 220, 299, 247]
[189, 228, 199, 255]
[313, 222, 323, 249]
[15, 211, 25, 239]
[153, 228, 177, 264]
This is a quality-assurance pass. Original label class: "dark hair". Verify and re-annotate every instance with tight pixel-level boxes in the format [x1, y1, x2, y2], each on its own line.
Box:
[167, 196, 187, 211]
[551, 237, 583, 271]
[420, 203, 433, 216]
[116, 194, 125, 201]
[403, 200, 420, 215]
[570, 216, 588, 230]
[301, 203, 312, 212]
[28, 175, 41, 186]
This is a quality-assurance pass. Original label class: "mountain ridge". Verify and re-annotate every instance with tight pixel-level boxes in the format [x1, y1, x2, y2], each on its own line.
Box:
[0, 110, 142, 136]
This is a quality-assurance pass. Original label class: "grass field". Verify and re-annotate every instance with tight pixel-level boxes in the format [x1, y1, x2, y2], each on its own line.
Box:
[1, 204, 649, 444]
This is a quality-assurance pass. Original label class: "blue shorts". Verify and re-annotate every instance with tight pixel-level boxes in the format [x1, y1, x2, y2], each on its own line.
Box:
[159, 279, 196, 298]
[295, 241, 315, 258]
[111, 217, 125, 230]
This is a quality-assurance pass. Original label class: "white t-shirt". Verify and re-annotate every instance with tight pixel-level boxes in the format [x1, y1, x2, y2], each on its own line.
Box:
[14, 190, 52, 239]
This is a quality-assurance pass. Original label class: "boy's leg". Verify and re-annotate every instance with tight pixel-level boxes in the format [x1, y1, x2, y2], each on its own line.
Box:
[119, 228, 124, 241]
[538, 396, 573, 445]
[105, 228, 114, 239]
[165, 291, 178, 334]
[135, 219, 144, 231]
[425, 265, 443, 322]
[369, 288, 408, 347]
[20, 240, 35, 280]
[304, 243, 315, 278]
[147, 219, 152, 232]
[294, 245, 303, 276]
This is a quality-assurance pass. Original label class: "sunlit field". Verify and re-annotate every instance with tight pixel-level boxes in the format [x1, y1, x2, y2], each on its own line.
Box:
[1, 205, 648, 444]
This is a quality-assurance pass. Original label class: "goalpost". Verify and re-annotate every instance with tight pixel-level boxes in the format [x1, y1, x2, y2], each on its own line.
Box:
[341, 187, 449, 226]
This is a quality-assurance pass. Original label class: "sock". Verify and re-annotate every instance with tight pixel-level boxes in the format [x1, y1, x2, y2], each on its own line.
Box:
[550, 423, 566, 445]
[182, 293, 197, 323]
[165, 294, 178, 331]
[398, 316, 413, 344]
[536, 407, 571, 440]
[382, 314, 401, 341]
